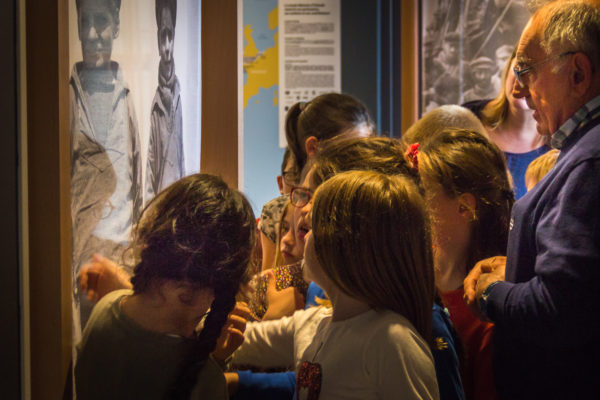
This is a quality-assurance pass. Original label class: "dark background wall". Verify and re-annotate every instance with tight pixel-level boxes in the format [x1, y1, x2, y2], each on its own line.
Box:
[0, 0, 22, 397]
[341, 0, 402, 137]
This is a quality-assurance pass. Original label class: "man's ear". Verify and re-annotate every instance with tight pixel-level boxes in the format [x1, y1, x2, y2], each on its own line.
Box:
[569, 52, 592, 97]
[458, 193, 477, 221]
[304, 136, 319, 157]
[277, 175, 284, 195]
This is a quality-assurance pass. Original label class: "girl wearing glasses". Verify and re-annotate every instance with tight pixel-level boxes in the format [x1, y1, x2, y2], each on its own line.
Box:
[259, 93, 374, 271]
[463, 48, 551, 199]
[230, 137, 464, 400]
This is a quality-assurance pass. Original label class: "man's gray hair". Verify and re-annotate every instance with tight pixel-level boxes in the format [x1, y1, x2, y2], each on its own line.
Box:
[402, 105, 488, 145]
[537, 2, 600, 71]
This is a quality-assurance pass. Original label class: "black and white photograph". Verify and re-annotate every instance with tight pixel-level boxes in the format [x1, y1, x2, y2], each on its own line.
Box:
[68, 0, 201, 343]
[421, 0, 530, 112]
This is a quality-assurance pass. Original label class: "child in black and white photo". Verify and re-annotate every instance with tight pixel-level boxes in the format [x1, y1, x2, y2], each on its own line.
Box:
[145, 0, 184, 202]
[70, 0, 142, 338]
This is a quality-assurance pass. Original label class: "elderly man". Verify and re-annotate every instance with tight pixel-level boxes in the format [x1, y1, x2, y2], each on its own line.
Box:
[464, 2, 600, 399]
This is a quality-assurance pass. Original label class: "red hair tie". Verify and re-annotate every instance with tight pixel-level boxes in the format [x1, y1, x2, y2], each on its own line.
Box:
[405, 143, 420, 171]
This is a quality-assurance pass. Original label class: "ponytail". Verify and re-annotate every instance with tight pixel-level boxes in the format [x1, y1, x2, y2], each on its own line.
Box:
[285, 102, 307, 172]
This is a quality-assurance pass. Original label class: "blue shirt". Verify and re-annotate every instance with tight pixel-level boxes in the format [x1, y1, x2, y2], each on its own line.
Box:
[504, 147, 551, 199]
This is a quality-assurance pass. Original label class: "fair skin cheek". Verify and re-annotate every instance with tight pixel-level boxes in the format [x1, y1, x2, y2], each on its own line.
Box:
[423, 181, 474, 292]
[303, 229, 370, 322]
[302, 232, 327, 289]
[280, 209, 303, 264]
[513, 22, 575, 136]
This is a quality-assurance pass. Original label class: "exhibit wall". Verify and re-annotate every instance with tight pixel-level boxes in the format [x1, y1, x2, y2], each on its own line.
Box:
[67, 0, 201, 346]
[421, 0, 530, 112]
[240, 0, 385, 215]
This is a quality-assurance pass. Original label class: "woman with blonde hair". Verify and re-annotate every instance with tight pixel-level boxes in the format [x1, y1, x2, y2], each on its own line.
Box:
[463, 48, 551, 199]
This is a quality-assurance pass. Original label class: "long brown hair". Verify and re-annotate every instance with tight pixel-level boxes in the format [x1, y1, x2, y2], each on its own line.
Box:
[417, 129, 514, 271]
[307, 136, 419, 189]
[285, 93, 374, 173]
[129, 173, 256, 400]
[312, 170, 434, 340]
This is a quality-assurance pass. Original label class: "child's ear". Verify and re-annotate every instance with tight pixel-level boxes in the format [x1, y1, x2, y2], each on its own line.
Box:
[304, 136, 319, 157]
[457, 193, 477, 221]
[277, 175, 284, 195]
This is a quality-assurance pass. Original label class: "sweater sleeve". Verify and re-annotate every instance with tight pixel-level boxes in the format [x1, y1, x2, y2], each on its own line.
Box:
[232, 314, 296, 368]
[486, 159, 600, 344]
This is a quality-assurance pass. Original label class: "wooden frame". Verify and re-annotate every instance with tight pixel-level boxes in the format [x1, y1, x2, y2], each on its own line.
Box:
[1, 0, 23, 397]
[400, 0, 419, 131]
[24, 1, 240, 398]
[26, 0, 72, 398]
[201, 0, 239, 188]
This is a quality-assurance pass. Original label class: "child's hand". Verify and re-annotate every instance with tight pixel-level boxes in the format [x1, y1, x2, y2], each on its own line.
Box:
[212, 302, 252, 362]
[262, 270, 305, 321]
[79, 253, 132, 302]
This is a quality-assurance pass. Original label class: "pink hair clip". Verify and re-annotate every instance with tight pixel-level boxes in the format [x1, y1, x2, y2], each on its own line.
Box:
[405, 143, 420, 171]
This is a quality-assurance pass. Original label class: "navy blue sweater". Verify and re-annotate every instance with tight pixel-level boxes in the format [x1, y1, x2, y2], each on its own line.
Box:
[486, 117, 600, 399]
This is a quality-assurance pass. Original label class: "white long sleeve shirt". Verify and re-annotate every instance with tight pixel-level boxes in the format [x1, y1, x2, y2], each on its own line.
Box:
[233, 306, 440, 400]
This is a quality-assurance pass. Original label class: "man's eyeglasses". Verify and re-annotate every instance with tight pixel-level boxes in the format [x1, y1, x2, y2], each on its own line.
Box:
[513, 51, 576, 88]
[290, 186, 313, 208]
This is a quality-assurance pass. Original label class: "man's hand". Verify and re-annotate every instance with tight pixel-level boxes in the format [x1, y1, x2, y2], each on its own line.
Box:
[262, 270, 305, 321]
[212, 302, 252, 362]
[79, 253, 132, 302]
[464, 256, 506, 320]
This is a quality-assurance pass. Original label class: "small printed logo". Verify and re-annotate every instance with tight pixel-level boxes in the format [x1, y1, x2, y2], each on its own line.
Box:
[509, 217, 514, 231]
[435, 337, 449, 351]
[297, 361, 322, 400]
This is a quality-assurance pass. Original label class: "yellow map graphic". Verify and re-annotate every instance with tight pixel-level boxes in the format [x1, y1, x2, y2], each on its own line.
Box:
[243, 6, 278, 108]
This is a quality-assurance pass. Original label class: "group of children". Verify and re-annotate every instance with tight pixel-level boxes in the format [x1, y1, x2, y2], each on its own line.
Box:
[75, 91, 559, 400]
